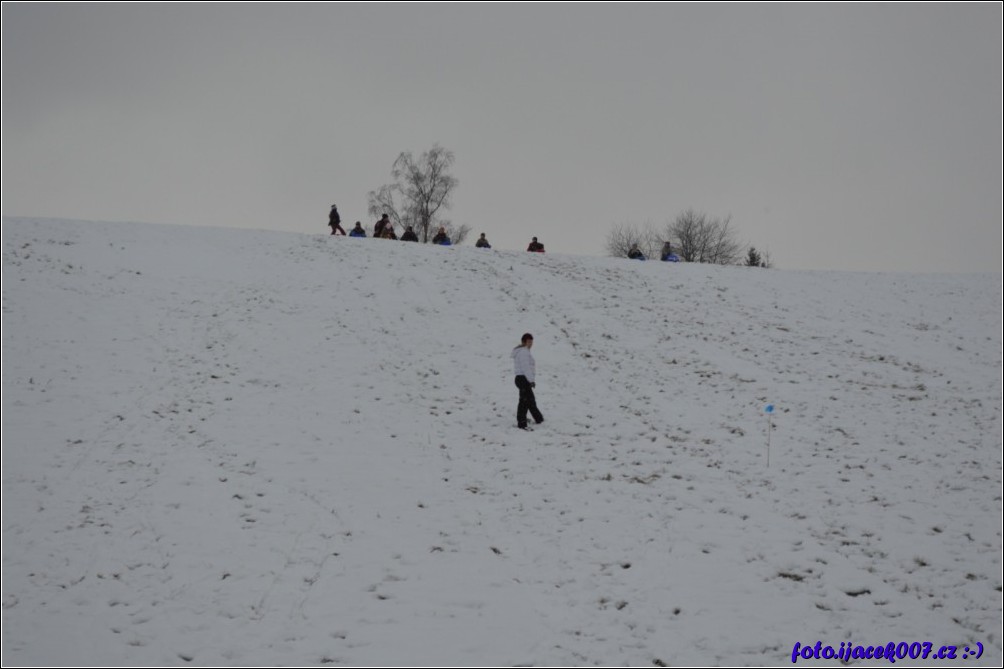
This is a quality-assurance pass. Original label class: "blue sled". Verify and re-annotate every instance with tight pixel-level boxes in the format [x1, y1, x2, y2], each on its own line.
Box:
[661, 254, 680, 262]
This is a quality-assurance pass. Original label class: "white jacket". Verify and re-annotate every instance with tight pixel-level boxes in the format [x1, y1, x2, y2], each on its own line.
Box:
[511, 346, 535, 382]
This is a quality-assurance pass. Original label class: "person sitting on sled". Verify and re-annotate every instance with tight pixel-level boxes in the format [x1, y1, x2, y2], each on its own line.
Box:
[432, 227, 451, 245]
[660, 241, 680, 262]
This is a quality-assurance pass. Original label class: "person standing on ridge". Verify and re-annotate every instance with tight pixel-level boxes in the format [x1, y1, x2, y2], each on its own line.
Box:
[373, 213, 390, 239]
[511, 333, 544, 430]
[329, 205, 346, 235]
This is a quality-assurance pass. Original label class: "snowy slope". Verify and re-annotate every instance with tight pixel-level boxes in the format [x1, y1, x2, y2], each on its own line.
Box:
[2, 217, 1001, 667]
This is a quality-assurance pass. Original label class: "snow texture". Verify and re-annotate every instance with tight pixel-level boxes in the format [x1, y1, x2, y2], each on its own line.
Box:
[2, 217, 1001, 666]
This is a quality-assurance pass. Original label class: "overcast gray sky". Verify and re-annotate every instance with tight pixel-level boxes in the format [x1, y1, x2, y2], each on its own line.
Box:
[3, 3, 1001, 272]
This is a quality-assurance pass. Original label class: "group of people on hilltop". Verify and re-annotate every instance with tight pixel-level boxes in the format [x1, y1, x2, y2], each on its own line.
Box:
[371, 213, 422, 241]
[328, 204, 546, 252]
[325, 207, 416, 241]
[627, 241, 680, 262]
[335, 205, 683, 261]
[330, 206, 446, 244]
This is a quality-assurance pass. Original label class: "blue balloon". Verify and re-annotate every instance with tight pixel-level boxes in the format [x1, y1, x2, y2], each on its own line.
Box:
[765, 404, 775, 414]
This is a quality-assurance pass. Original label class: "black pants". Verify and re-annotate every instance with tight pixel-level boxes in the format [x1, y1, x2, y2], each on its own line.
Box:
[515, 375, 544, 427]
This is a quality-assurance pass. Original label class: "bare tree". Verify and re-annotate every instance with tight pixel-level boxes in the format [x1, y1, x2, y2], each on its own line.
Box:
[606, 209, 771, 266]
[368, 144, 459, 243]
[665, 209, 742, 265]
[759, 248, 773, 269]
[667, 208, 704, 263]
[605, 222, 661, 259]
[446, 223, 471, 246]
[706, 214, 742, 265]
[367, 184, 407, 231]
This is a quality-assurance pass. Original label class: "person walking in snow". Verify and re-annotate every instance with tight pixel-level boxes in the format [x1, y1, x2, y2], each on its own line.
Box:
[511, 333, 544, 430]
[328, 205, 346, 235]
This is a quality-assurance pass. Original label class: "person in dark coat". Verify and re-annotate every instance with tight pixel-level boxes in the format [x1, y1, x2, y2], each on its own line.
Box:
[475, 233, 492, 249]
[373, 214, 390, 239]
[628, 245, 646, 260]
[527, 237, 545, 252]
[660, 241, 679, 261]
[432, 227, 451, 245]
[328, 205, 346, 235]
[349, 221, 367, 237]
[401, 226, 419, 242]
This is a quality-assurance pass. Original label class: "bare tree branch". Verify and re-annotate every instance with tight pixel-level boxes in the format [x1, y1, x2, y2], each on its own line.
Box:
[605, 222, 661, 259]
[379, 144, 458, 243]
[663, 209, 743, 265]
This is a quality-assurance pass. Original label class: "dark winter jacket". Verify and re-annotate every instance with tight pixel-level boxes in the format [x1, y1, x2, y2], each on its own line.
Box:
[401, 228, 419, 242]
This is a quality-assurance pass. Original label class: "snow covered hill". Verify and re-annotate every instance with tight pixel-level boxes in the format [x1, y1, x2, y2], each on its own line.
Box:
[2, 217, 1001, 666]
